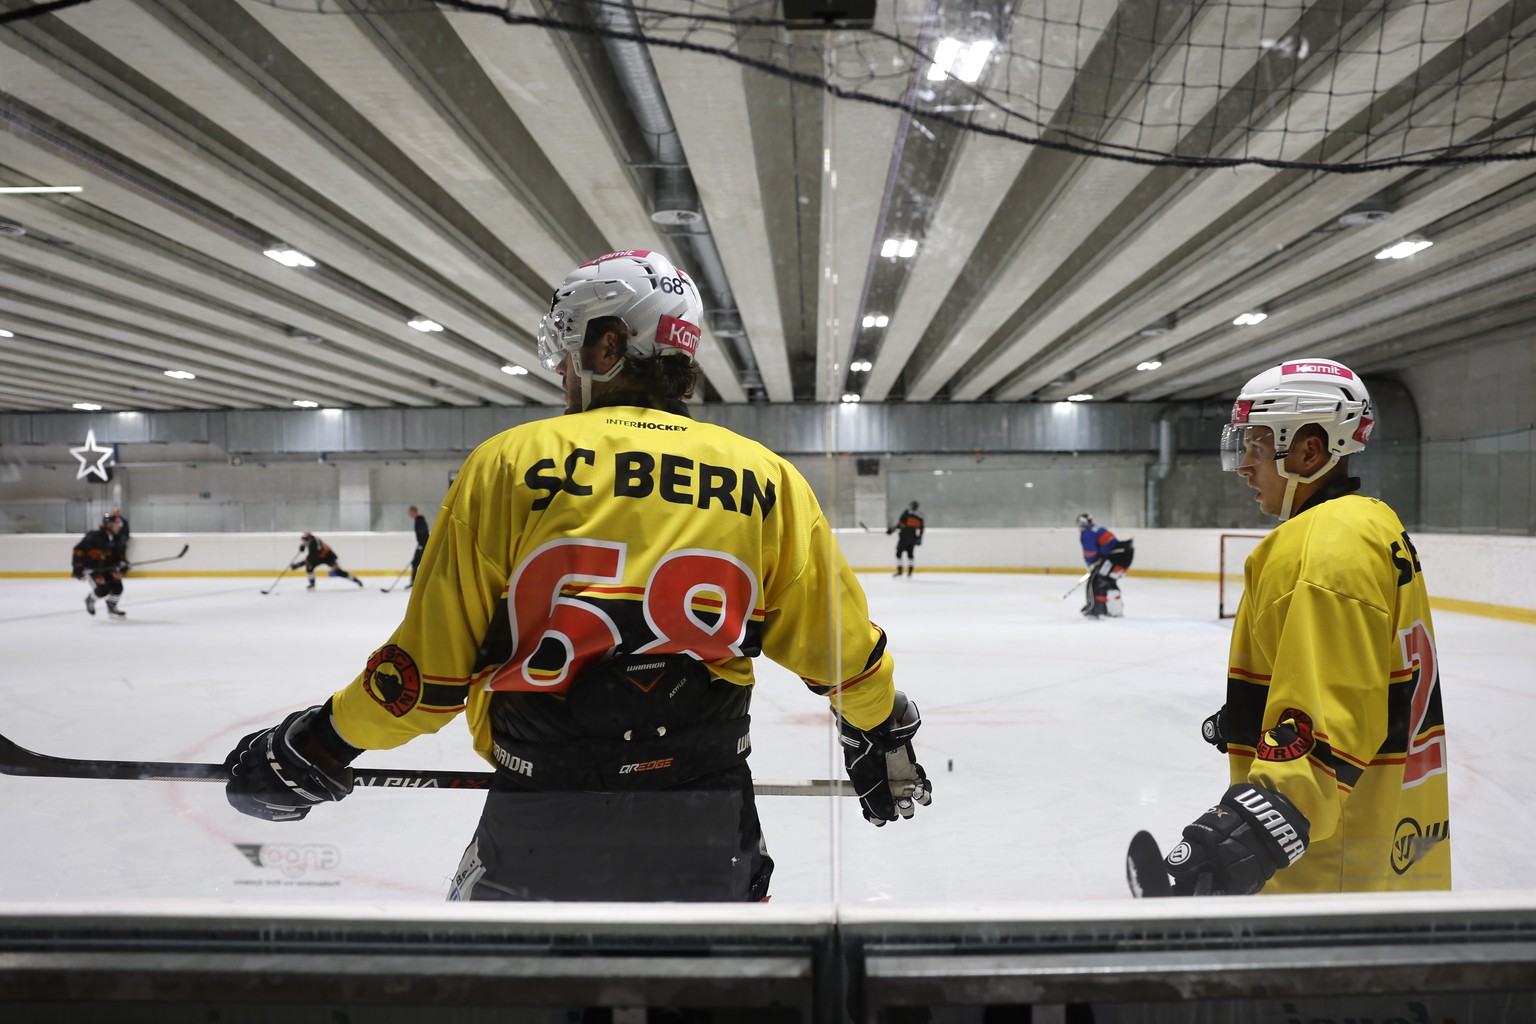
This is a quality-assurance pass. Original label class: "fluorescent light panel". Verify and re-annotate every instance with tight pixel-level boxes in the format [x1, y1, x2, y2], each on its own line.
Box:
[926, 38, 994, 83]
[0, 185, 82, 193]
[1375, 239, 1433, 260]
[263, 248, 315, 268]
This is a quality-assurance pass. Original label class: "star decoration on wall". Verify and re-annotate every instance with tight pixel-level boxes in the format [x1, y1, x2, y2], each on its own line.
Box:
[69, 429, 115, 482]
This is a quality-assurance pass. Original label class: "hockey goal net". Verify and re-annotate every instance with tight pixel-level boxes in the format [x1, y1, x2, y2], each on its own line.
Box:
[1219, 533, 1267, 619]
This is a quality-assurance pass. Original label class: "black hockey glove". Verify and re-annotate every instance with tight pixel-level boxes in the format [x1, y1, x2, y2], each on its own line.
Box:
[838, 691, 932, 826]
[1201, 706, 1228, 753]
[71, 567, 84, 579]
[224, 704, 361, 822]
[1164, 783, 1310, 895]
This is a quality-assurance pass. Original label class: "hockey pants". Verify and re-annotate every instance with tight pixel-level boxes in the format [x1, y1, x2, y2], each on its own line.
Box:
[447, 763, 773, 902]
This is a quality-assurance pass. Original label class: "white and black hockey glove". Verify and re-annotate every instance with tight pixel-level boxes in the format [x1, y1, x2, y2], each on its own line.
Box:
[1201, 706, 1228, 753]
[1164, 783, 1310, 895]
[838, 691, 932, 826]
[224, 704, 361, 822]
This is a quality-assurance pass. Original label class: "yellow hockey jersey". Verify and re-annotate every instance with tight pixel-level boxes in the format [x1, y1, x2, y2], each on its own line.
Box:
[330, 399, 897, 769]
[1226, 492, 1450, 893]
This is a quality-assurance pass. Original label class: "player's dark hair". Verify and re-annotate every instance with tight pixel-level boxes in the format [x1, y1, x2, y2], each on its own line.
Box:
[587, 314, 700, 401]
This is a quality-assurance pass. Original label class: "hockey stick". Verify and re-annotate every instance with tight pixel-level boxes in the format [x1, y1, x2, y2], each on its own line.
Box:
[0, 729, 847, 796]
[1060, 571, 1092, 599]
[124, 544, 190, 568]
[260, 565, 293, 595]
[1125, 830, 1173, 897]
[379, 561, 413, 593]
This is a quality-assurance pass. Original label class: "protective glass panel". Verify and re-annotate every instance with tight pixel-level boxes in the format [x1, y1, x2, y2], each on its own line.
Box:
[2, 0, 1536, 1015]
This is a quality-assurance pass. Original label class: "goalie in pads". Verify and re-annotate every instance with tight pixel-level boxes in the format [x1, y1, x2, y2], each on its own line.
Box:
[1143, 357, 1450, 895]
[225, 249, 931, 902]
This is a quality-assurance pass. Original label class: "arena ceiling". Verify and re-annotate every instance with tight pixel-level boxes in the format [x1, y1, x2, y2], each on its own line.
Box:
[2, 0, 1535, 414]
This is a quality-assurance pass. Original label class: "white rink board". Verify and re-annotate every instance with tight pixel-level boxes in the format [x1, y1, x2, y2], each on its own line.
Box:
[5, 528, 1533, 610]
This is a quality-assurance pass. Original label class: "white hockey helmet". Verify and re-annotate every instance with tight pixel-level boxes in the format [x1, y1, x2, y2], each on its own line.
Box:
[536, 249, 703, 373]
[1076, 513, 1093, 529]
[1220, 357, 1374, 519]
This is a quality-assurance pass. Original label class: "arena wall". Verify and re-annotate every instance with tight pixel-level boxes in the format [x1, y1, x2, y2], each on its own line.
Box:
[5, 528, 1531, 616]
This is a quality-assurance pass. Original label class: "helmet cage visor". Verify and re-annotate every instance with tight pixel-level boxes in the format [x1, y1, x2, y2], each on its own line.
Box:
[1220, 423, 1282, 471]
[536, 278, 640, 370]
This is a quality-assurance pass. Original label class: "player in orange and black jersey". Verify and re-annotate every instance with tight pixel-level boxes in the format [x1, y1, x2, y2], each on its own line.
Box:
[72, 513, 126, 618]
[888, 501, 924, 576]
[291, 531, 364, 591]
[224, 249, 932, 903]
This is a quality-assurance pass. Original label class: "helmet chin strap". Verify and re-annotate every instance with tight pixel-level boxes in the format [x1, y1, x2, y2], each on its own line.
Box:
[1273, 453, 1339, 521]
[576, 355, 626, 412]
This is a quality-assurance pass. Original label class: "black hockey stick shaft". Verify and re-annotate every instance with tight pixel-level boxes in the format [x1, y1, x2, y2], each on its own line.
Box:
[1125, 830, 1174, 897]
[126, 544, 190, 567]
[380, 562, 412, 592]
[0, 730, 845, 796]
[260, 564, 291, 594]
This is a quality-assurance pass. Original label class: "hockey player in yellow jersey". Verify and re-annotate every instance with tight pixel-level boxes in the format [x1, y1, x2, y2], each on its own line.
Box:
[1155, 357, 1449, 895]
[223, 248, 931, 901]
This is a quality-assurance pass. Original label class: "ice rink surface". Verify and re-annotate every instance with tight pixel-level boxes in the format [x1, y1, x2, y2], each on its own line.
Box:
[2, 569, 1532, 908]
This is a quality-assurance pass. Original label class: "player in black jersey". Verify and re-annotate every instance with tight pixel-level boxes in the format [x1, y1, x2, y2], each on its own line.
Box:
[888, 501, 924, 576]
[291, 532, 365, 590]
[72, 513, 126, 617]
[407, 506, 430, 589]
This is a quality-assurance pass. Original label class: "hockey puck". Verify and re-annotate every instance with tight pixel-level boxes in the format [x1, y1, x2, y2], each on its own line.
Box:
[947, 759, 953, 772]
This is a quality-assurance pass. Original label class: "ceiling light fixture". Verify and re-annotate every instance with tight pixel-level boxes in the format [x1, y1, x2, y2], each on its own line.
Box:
[501, 364, 528, 375]
[880, 238, 919, 259]
[1232, 311, 1269, 326]
[163, 369, 197, 380]
[850, 360, 873, 372]
[407, 317, 444, 332]
[292, 399, 319, 408]
[926, 38, 995, 83]
[1135, 360, 1163, 371]
[0, 185, 82, 194]
[861, 314, 891, 329]
[72, 402, 102, 411]
[1375, 238, 1433, 260]
[263, 247, 316, 268]
[0, 329, 13, 338]
[1066, 393, 1094, 402]
[841, 393, 861, 403]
